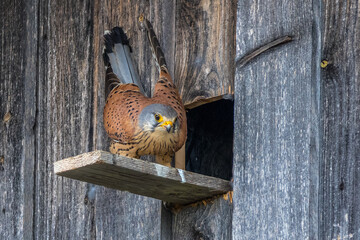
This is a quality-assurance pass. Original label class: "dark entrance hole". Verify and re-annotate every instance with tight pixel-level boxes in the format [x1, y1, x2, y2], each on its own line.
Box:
[185, 99, 234, 180]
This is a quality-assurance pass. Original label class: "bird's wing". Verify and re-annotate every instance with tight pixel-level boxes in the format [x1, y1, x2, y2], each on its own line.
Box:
[140, 16, 188, 151]
[140, 17, 169, 76]
[103, 84, 147, 143]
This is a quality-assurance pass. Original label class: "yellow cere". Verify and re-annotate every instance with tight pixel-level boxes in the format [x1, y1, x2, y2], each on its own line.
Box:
[161, 121, 173, 127]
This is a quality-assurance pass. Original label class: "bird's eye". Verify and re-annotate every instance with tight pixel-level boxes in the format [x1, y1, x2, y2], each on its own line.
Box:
[154, 114, 162, 122]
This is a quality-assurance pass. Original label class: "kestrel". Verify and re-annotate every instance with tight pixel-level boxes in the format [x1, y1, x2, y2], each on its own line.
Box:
[103, 18, 187, 167]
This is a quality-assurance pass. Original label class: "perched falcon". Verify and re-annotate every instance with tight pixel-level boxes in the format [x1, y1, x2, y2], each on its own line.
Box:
[103, 18, 187, 167]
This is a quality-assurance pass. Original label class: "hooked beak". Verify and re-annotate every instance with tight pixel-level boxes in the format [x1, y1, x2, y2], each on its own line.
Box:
[161, 121, 173, 133]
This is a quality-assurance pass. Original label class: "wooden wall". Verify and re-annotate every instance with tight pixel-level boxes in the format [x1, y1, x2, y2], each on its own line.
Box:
[234, 0, 319, 238]
[233, 0, 360, 239]
[320, 1, 360, 238]
[1, 0, 359, 239]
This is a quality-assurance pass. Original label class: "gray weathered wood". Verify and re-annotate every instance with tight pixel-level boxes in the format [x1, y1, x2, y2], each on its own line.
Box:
[234, 0, 360, 239]
[35, 1, 98, 238]
[233, 0, 321, 239]
[174, 0, 236, 108]
[172, 198, 233, 240]
[320, 1, 360, 239]
[0, 0, 38, 239]
[54, 151, 231, 205]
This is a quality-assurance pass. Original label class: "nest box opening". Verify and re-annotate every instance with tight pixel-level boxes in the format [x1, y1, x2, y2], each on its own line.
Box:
[185, 98, 234, 181]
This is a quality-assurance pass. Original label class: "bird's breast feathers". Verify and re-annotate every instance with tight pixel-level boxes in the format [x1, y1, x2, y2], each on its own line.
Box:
[134, 127, 180, 156]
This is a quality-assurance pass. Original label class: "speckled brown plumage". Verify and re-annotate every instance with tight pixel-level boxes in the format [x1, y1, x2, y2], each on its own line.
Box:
[103, 19, 187, 167]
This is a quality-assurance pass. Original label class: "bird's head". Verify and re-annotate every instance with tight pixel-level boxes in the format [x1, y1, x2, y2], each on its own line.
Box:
[138, 104, 179, 134]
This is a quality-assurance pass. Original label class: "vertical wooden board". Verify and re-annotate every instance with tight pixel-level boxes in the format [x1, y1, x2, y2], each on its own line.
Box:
[32, 0, 97, 239]
[320, 1, 360, 239]
[152, 0, 176, 77]
[233, 0, 320, 239]
[172, 198, 232, 240]
[27, 1, 98, 239]
[0, 0, 37, 239]
[92, 190, 162, 240]
[174, 0, 236, 107]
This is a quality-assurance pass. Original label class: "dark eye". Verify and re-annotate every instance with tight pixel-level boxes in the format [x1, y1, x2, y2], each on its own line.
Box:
[154, 114, 161, 121]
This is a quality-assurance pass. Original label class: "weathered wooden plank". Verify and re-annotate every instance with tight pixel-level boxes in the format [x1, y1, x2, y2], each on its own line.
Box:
[54, 151, 231, 205]
[233, 0, 320, 239]
[320, 1, 360, 239]
[174, 0, 236, 108]
[0, 0, 38, 239]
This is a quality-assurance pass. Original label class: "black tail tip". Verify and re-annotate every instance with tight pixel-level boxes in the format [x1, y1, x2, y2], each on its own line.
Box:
[103, 27, 131, 54]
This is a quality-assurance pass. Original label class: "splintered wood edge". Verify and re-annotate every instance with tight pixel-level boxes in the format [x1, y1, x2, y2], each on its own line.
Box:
[184, 94, 234, 109]
[54, 150, 231, 203]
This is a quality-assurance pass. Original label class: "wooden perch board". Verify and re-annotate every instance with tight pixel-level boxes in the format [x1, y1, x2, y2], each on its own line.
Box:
[54, 151, 231, 205]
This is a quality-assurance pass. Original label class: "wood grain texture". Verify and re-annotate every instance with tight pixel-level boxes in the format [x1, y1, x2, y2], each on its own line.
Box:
[174, 0, 236, 108]
[54, 151, 231, 204]
[34, 1, 97, 239]
[233, 0, 320, 239]
[320, 1, 360, 239]
[172, 198, 232, 240]
[0, 0, 37, 239]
